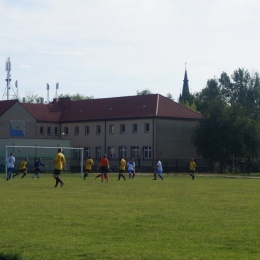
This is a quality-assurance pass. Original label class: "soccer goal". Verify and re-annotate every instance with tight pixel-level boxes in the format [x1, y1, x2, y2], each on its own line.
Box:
[5, 145, 84, 177]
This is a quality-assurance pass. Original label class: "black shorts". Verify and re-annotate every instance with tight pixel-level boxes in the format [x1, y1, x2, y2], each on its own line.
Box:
[119, 169, 124, 174]
[35, 168, 42, 173]
[19, 169, 27, 173]
[100, 166, 108, 174]
[189, 170, 195, 174]
[85, 169, 91, 173]
[54, 169, 62, 175]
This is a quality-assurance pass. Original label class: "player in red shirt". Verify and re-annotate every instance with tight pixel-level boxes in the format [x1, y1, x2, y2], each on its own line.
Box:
[99, 154, 109, 182]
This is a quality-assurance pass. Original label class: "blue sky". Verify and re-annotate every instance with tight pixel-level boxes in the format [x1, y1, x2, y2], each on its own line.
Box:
[1, 0, 260, 102]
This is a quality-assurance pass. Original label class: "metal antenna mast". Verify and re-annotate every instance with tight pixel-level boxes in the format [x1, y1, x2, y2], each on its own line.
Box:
[55, 82, 59, 99]
[5, 57, 11, 100]
[15, 80, 18, 97]
[47, 84, 49, 103]
[2, 57, 18, 100]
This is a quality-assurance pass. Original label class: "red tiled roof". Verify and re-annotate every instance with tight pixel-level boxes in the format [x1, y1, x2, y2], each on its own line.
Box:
[60, 94, 202, 122]
[156, 95, 202, 119]
[22, 102, 64, 122]
[2, 94, 202, 122]
[0, 100, 18, 116]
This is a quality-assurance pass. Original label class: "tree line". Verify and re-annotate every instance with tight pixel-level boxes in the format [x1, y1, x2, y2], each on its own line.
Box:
[190, 68, 260, 173]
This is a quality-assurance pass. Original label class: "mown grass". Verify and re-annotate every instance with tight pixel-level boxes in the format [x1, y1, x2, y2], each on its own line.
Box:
[0, 173, 260, 259]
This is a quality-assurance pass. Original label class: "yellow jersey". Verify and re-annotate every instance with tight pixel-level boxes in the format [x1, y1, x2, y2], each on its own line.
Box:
[19, 160, 27, 170]
[189, 161, 196, 171]
[54, 152, 66, 170]
[119, 159, 126, 170]
[85, 158, 94, 170]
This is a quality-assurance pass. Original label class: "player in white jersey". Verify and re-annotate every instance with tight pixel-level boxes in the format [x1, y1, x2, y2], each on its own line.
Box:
[153, 158, 164, 180]
[127, 158, 135, 179]
[6, 153, 15, 181]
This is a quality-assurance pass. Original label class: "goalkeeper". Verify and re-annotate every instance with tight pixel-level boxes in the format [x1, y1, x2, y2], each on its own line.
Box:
[32, 158, 48, 178]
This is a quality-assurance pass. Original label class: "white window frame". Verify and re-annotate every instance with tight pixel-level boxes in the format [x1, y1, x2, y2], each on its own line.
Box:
[119, 146, 126, 158]
[74, 149, 80, 159]
[144, 146, 152, 159]
[54, 127, 59, 136]
[96, 125, 101, 135]
[75, 126, 79, 136]
[132, 124, 138, 133]
[120, 124, 125, 134]
[85, 126, 90, 135]
[108, 146, 116, 158]
[47, 127, 51, 135]
[64, 127, 69, 135]
[85, 147, 90, 158]
[109, 125, 114, 134]
[144, 123, 150, 133]
[131, 146, 139, 158]
[40, 126, 44, 135]
[96, 147, 101, 159]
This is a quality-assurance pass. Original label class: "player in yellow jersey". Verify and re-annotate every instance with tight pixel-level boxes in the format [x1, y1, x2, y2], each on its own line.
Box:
[51, 148, 66, 187]
[118, 155, 126, 181]
[13, 158, 28, 179]
[189, 158, 196, 180]
[83, 156, 94, 180]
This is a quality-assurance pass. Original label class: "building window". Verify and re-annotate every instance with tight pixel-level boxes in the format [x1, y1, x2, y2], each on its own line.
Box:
[96, 125, 101, 134]
[74, 149, 80, 159]
[85, 126, 90, 135]
[96, 147, 101, 159]
[64, 127, 69, 135]
[144, 123, 150, 133]
[54, 127, 59, 136]
[119, 146, 126, 158]
[40, 127, 44, 135]
[109, 125, 114, 134]
[131, 146, 139, 158]
[120, 124, 125, 134]
[144, 146, 152, 159]
[132, 124, 137, 133]
[108, 146, 116, 158]
[75, 126, 79, 135]
[47, 127, 51, 135]
[85, 147, 90, 158]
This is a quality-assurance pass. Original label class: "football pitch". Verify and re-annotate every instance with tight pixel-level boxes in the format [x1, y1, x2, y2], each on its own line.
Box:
[1, 173, 260, 260]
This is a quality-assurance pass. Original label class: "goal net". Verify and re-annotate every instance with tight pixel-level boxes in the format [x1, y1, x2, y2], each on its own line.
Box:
[5, 145, 84, 177]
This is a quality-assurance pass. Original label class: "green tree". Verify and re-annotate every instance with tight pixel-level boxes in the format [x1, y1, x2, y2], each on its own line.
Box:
[136, 88, 153, 95]
[58, 93, 94, 100]
[194, 79, 223, 117]
[166, 93, 174, 101]
[219, 68, 260, 119]
[192, 69, 260, 172]
[23, 92, 41, 103]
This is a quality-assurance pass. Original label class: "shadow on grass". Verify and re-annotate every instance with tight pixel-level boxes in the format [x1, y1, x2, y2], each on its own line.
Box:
[0, 252, 24, 260]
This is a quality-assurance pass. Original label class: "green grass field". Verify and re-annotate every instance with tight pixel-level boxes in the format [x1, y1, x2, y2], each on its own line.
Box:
[1, 173, 260, 260]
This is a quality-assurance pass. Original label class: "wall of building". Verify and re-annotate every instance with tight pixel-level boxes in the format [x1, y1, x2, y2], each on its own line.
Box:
[155, 118, 200, 160]
[0, 102, 36, 138]
[35, 123, 61, 139]
[60, 118, 154, 159]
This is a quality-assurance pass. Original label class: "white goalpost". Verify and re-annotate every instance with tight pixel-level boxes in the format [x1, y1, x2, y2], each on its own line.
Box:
[5, 145, 84, 177]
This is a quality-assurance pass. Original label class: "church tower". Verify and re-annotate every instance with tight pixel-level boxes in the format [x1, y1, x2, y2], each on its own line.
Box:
[179, 65, 190, 103]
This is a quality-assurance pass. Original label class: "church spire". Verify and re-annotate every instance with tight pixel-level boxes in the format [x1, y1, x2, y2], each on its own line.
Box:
[180, 64, 190, 103]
